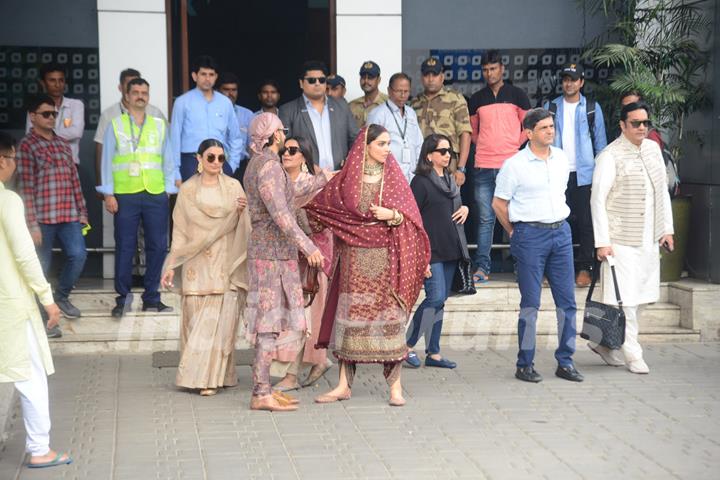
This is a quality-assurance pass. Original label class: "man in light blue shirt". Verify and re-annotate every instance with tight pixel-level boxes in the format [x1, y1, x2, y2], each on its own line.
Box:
[367, 73, 424, 182]
[170, 56, 241, 181]
[217, 72, 254, 166]
[492, 107, 583, 384]
[304, 94, 334, 171]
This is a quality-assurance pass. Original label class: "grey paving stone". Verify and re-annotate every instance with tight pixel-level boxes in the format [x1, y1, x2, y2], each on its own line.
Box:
[0, 345, 719, 479]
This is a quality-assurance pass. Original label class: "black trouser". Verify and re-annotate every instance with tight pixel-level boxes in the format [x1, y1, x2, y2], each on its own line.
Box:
[565, 172, 594, 272]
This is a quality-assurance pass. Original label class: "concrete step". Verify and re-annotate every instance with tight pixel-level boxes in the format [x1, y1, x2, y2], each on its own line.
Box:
[48, 327, 699, 355]
[67, 282, 672, 310]
[49, 282, 691, 354]
[441, 302, 680, 331]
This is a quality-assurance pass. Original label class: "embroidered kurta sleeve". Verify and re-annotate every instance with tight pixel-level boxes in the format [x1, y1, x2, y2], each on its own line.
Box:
[258, 160, 317, 257]
[1, 193, 53, 305]
[292, 171, 328, 208]
[591, 150, 616, 248]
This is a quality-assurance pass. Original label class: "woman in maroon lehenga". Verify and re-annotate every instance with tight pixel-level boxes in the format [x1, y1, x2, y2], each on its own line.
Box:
[306, 124, 430, 406]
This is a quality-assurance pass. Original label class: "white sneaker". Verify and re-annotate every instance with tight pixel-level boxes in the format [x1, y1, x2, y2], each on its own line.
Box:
[588, 343, 625, 367]
[627, 358, 650, 374]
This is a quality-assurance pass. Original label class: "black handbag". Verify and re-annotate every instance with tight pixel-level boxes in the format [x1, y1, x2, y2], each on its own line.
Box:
[451, 258, 477, 295]
[580, 259, 626, 350]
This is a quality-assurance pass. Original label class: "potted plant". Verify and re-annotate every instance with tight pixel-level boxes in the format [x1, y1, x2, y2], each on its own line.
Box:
[581, 0, 713, 281]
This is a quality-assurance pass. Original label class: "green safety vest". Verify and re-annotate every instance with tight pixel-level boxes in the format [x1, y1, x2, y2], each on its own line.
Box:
[111, 113, 166, 194]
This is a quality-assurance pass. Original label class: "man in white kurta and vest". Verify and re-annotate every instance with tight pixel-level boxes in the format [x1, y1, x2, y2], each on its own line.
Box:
[0, 132, 72, 468]
[590, 101, 674, 374]
[97, 78, 179, 317]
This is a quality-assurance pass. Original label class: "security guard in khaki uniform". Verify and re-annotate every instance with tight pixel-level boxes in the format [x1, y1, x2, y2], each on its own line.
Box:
[348, 61, 388, 129]
[411, 57, 473, 186]
[97, 77, 178, 317]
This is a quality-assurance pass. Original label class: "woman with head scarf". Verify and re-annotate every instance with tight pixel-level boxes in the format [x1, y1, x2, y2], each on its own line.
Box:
[271, 136, 334, 391]
[244, 113, 328, 411]
[306, 124, 431, 406]
[161, 139, 251, 397]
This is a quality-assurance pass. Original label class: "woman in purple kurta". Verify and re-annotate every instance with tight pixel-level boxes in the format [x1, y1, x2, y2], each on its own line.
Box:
[244, 113, 326, 411]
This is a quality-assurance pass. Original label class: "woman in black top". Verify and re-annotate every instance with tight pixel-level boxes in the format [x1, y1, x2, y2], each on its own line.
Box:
[406, 134, 470, 369]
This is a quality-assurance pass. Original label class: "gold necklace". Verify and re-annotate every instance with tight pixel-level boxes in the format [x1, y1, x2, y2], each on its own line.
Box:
[363, 161, 383, 175]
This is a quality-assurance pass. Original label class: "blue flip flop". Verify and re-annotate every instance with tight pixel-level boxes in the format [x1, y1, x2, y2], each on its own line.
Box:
[473, 271, 489, 285]
[27, 452, 73, 469]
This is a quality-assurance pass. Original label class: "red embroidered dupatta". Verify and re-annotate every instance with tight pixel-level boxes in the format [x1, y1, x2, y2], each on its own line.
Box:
[306, 127, 430, 348]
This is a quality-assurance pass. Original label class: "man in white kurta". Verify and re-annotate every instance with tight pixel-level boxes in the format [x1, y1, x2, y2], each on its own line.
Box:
[590, 102, 674, 374]
[0, 132, 72, 468]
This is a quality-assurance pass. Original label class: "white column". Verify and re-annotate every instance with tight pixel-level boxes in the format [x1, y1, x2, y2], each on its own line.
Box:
[97, 0, 169, 278]
[336, 0, 402, 101]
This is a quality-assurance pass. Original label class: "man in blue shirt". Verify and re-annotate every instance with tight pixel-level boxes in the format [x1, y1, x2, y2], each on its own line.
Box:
[217, 72, 254, 167]
[493, 108, 583, 384]
[170, 55, 241, 181]
[543, 64, 607, 286]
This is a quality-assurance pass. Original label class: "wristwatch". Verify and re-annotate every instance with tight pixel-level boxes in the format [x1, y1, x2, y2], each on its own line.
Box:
[457, 166, 466, 173]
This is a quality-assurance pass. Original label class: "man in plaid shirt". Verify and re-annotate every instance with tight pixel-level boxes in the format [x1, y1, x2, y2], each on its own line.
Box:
[16, 95, 88, 337]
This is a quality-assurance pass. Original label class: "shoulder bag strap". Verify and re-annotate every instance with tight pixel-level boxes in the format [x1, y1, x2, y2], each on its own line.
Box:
[609, 263, 623, 308]
[586, 257, 601, 303]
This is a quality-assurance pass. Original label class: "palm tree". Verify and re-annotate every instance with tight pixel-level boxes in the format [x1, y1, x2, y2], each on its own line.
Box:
[582, 0, 712, 157]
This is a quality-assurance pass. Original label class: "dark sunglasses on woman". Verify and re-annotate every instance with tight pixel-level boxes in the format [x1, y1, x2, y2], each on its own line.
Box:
[281, 146, 301, 156]
[431, 148, 453, 156]
[205, 153, 225, 163]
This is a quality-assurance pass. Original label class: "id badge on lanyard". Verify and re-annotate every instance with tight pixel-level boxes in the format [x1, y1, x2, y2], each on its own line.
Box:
[129, 116, 144, 177]
[401, 143, 412, 166]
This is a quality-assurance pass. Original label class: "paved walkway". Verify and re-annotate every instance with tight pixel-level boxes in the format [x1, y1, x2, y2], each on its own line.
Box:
[1, 342, 718, 480]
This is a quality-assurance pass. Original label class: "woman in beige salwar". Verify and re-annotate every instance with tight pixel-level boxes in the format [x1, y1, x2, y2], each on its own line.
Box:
[271, 136, 334, 391]
[161, 139, 251, 396]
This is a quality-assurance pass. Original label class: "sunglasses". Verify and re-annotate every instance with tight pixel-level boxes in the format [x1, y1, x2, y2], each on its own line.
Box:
[205, 153, 226, 163]
[35, 110, 58, 119]
[304, 76, 327, 85]
[628, 120, 652, 128]
[282, 146, 301, 156]
[431, 148, 453, 156]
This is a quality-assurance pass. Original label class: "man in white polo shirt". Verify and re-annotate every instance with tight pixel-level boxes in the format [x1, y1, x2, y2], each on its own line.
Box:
[492, 107, 583, 384]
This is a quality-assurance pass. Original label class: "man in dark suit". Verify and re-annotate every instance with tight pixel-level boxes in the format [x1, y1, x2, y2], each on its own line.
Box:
[279, 60, 358, 170]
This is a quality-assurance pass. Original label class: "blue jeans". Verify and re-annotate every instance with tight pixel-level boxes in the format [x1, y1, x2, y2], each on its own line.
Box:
[114, 192, 169, 305]
[180, 152, 232, 181]
[36, 222, 87, 300]
[511, 221, 577, 368]
[472, 167, 500, 275]
[406, 260, 457, 355]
